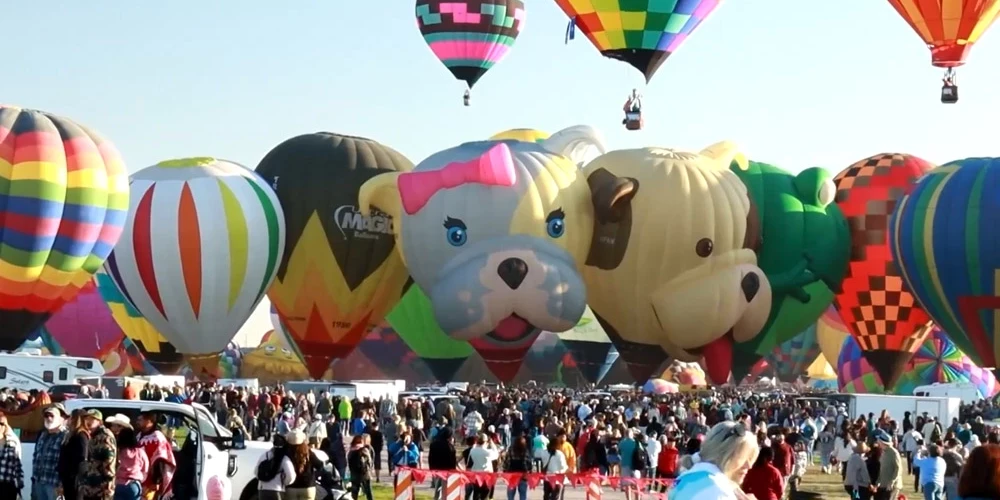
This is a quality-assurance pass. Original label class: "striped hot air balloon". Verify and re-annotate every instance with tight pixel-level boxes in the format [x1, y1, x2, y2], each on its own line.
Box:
[94, 267, 184, 374]
[891, 157, 1000, 369]
[0, 105, 129, 349]
[104, 157, 285, 378]
[832, 153, 934, 390]
[489, 129, 550, 143]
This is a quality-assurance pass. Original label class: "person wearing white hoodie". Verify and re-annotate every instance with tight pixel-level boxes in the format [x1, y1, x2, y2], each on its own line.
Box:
[833, 433, 857, 480]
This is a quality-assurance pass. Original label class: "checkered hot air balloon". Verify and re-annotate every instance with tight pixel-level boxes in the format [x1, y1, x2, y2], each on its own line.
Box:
[891, 157, 1000, 371]
[832, 153, 935, 390]
[838, 326, 999, 397]
[416, 0, 525, 95]
[104, 158, 285, 378]
[0, 105, 129, 350]
[554, 0, 723, 83]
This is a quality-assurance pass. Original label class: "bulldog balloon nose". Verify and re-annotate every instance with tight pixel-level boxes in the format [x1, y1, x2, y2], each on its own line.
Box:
[497, 257, 529, 290]
[741, 273, 760, 301]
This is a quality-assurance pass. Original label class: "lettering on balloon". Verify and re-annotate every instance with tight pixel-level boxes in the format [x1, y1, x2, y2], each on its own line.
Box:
[334, 205, 394, 240]
[332, 321, 351, 329]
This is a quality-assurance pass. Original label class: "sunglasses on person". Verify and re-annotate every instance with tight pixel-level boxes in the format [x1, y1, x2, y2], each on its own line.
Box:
[723, 424, 747, 441]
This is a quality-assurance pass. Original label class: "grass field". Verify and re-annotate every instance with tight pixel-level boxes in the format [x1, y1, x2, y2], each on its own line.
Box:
[796, 468, 852, 500]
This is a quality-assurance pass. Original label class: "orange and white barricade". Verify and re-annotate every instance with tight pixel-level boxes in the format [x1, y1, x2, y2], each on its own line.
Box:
[394, 469, 415, 500]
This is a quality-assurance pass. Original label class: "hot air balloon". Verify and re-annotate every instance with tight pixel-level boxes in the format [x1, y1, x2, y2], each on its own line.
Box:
[832, 153, 934, 390]
[0, 105, 129, 350]
[765, 325, 821, 383]
[357, 322, 413, 379]
[41, 280, 123, 358]
[241, 329, 309, 384]
[104, 157, 285, 378]
[887, 0, 1000, 103]
[256, 134, 413, 378]
[490, 129, 549, 143]
[555, 307, 619, 384]
[554, 0, 722, 128]
[416, 0, 525, 106]
[359, 129, 603, 382]
[816, 306, 849, 367]
[387, 285, 473, 383]
[891, 157, 1000, 370]
[95, 268, 184, 374]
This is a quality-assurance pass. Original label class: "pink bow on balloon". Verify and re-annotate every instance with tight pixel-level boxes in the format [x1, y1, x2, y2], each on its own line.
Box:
[398, 143, 517, 215]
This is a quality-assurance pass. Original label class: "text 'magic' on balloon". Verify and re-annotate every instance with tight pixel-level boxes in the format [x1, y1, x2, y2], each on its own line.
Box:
[256, 133, 413, 378]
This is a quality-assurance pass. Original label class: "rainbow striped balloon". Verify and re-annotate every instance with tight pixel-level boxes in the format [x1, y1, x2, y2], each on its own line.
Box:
[416, 0, 525, 89]
[104, 158, 285, 356]
[0, 105, 129, 349]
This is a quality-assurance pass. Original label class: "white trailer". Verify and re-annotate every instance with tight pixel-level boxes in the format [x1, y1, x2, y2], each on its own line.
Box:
[829, 393, 960, 424]
[912, 382, 983, 404]
[0, 352, 104, 391]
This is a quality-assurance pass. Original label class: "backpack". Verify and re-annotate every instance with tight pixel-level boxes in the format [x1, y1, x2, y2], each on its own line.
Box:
[801, 424, 816, 440]
[632, 442, 649, 470]
[256, 453, 282, 482]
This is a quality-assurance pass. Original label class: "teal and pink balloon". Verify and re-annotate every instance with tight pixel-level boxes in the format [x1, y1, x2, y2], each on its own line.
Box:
[415, 0, 525, 90]
[890, 157, 1000, 369]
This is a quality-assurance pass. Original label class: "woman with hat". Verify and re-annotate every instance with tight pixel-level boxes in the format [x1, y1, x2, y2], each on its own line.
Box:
[843, 441, 873, 500]
[285, 430, 329, 500]
[105, 415, 148, 500]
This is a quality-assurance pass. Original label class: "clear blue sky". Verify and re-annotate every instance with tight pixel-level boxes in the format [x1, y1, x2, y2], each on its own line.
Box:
[6, 1, 1000, 344]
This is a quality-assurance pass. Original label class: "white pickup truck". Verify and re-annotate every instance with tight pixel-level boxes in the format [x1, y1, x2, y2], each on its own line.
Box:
[19, 399, 273, 500]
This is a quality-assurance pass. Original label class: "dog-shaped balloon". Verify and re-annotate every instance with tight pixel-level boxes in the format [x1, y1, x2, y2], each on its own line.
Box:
[359, 126, 606, 380]
[583, 141, 772, 384]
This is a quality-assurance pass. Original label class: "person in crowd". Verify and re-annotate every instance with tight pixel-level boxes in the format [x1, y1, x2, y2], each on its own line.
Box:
[540, 436, 568, 500]
[913, 443, 946, 500]
[581, 430, 609, 475]
[61, 409, 92, 500]
[106, 415, 148, 500]
[77, 409, 117, 500]
[135, 411, 175, 500]
[389, 432, 420, 469]
[428, 428, 457, 500]
[957, 444, 1000, 500]
[817, 423, 837, 474]
[741, 445, 783, 500]
[285, 429, 328, 500]
[325, 416, 348, 480]
[941, 437, 965, 500]
[347, 435, 375, 500]
[875, 434, 902, 500]
[835, 431, 858, 480]
[32, 403, 68, 500]
[466, 434, 500, 500]
[502, 436, 532, 500]
[844, 442, 873, 500]
[364, 420, 385, 482]
[256, 433, 296, 500]
[0, 412, 23, 498]
[668, 421, 759, 500]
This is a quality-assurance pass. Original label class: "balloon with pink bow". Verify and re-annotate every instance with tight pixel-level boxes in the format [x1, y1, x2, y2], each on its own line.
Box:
[359, 125, 607, 382]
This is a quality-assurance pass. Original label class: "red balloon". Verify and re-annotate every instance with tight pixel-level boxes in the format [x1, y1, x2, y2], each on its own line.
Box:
[832, 153, 935, 389]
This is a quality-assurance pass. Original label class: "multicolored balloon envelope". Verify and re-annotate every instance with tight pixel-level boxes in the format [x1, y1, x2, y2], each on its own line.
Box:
[816, 306, 849, 366]
[887, 0, 1000, 68]
[838, 326, 998, 397]
[832, 153, 934, 389]
[256, 133, 412, 378]
[416, 0, 525, 89]
[42, 280, 123, 358]
[554, 0, 722, 82]
[387, 285, 473, 383]
[0, 105, 129, 350]
[94, 268, 184, 374]
[765, 324, 821, 383]
[240, 329, 309, 384]
[104, 157, 285, 378]
[555, 307, 618, 385]
[891, 157, 1000, 370]
[490, 129, 549, 143]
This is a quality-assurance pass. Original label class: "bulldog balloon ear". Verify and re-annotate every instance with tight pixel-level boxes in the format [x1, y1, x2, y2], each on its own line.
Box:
[358, 172, 403, 224]
[541, 125, 607, 168]
[700, 141, 748, 171]
[587, 168, 639, 224]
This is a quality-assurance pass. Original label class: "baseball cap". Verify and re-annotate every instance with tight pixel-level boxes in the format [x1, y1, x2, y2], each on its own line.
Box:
[82, 409, 103, 420]
[44, 403, 68, 417]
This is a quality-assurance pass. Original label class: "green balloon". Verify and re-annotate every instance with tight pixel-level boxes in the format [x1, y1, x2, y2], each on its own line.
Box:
[387, 285, 473, 381]
[732, 161, 851, 363]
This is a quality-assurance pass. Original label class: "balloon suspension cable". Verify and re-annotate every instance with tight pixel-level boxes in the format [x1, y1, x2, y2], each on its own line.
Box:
[943, 67, 956, 83]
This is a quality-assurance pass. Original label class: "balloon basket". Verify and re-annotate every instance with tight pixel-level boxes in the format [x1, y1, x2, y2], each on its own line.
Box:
[941, 84, 958, 104]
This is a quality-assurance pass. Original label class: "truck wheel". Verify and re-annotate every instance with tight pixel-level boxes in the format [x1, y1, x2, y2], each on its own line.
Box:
[239, 480, 259, 500]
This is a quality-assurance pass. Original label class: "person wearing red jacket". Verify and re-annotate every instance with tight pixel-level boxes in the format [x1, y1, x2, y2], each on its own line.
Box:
[771, 433, 795, 497]
[742, 446, 785, 500]
[655, 438, 680, 492]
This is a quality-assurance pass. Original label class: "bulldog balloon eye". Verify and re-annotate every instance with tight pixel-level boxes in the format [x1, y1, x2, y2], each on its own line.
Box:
[443, 217, 468, 247]
[546, 208, 567, 238]
[696, 238, 714, 257]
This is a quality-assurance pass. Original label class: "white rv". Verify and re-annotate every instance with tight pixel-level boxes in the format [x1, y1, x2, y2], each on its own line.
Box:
[0, 352, 105, 391]
[913, 382, 983, 404]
